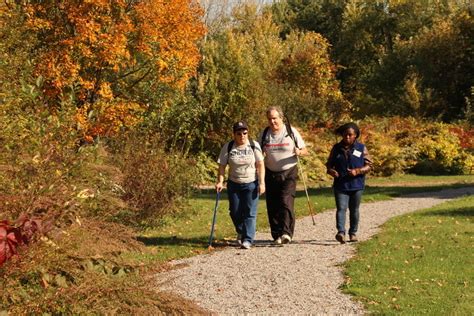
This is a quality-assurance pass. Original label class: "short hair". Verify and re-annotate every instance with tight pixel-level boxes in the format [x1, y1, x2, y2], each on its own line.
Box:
[266, 106, 284, 119]
[335, 122, 360, 138]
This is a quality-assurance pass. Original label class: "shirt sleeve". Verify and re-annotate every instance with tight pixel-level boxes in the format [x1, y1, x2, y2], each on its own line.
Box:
[253, 142, 264, 162]
[217, 143, 229, 165]
[326, 145, 336, 171]
[360, 146, 373, 174]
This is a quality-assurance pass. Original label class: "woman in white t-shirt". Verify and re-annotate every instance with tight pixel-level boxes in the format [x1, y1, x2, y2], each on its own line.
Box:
[216, 121, 265, 249]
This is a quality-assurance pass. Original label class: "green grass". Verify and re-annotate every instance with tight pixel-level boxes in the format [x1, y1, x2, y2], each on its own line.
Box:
[366, 174, 474, 186]
[342, 195, 474, 315]
[136, 174, 474, 263]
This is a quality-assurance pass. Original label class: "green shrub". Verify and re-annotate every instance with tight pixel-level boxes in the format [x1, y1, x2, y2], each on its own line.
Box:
[0, 103, 85, 221]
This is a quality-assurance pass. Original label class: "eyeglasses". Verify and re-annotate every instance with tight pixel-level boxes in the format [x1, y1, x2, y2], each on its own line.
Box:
[235, 131, 248, 136]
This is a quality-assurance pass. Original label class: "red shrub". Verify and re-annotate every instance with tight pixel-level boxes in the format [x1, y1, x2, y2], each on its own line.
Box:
[0, 216, 50, 267]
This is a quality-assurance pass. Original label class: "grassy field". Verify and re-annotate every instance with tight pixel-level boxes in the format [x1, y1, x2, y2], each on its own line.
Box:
[342, 194, 473, 314]
[137, 174, 473, 263]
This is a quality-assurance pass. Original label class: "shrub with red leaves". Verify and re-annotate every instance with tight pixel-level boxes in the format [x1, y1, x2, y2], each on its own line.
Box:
[0, 216, 48, 267]
[0, 220, 20, 267]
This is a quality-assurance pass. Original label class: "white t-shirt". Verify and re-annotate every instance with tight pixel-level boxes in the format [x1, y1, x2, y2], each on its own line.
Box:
[217, 141, 264, 184]
[259, 126, 306, 172]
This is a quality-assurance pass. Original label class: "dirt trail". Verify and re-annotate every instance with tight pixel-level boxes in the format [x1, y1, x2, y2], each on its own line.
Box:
[156, 187, 473, 314]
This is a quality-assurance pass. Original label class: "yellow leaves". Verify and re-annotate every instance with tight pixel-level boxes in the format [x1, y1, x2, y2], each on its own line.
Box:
[76, 99, 147, 140]
[98, 83, 113, 101]
[134, 0, 205, 87]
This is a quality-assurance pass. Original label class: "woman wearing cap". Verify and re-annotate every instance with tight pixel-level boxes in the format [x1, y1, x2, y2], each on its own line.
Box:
[326, 122, 372, 244]
[216, 121, 265, 249]
[259, 106, 308, 245]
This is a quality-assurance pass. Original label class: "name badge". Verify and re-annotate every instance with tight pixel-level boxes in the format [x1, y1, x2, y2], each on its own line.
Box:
[352, 149, 362, 158]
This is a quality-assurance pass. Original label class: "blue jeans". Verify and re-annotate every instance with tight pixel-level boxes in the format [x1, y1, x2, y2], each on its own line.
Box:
[334, 189, 363, 235]
[227, 180, 259, 243]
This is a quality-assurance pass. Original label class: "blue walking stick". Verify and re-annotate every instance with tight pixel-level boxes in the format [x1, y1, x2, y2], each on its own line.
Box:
[208, 191, 220, 248]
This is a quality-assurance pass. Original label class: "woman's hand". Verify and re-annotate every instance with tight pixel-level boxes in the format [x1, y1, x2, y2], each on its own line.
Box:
[215, 181, 224, 192]
[258, 183, 266, 196]
[347, 168, 360, 177]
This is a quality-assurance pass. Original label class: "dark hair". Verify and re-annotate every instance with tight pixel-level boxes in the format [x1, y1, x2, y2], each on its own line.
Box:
[335, 122, 360, 138]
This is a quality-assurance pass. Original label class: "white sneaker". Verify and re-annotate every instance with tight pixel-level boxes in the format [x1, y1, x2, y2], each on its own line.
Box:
[281, 234, 292, 244]
[236, 234, 242, 245]
[241, 241, 251, 249]
[273, 237, 282, 245]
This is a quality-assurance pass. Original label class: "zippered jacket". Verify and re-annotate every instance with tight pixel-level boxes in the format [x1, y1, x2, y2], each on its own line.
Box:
[326, 141, 372, 192]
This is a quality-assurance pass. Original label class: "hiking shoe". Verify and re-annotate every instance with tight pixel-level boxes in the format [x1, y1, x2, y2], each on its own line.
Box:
[241, 241, 251, 249]
[273, 237, 282, 245]
[281, 234, 292, 244]
[349, 234, 358, 242]
[236, 234, 242, 245]
[335, 233, 346, 244]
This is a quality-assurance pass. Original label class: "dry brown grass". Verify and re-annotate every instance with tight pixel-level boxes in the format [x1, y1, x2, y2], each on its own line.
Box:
[0, 218, 208, 314]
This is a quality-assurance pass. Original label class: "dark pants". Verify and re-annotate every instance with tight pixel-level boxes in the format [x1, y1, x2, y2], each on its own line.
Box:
[265, 166, 297, 240]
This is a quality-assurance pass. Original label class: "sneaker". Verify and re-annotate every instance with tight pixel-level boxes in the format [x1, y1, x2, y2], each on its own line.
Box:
[281, 234, 292, 244]
[349, 234, 358, 242]
[273, 237, 282, 245]
[236, 234, 242, 245]
[335, 233, 345, 244]
[241, 241, 251, 249]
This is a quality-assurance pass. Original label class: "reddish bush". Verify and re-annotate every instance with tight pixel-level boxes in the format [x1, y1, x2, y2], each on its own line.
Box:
[0, 216, 50, 267]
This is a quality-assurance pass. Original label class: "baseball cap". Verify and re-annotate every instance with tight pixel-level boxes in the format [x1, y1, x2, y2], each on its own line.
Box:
[233, 120, 248, 132]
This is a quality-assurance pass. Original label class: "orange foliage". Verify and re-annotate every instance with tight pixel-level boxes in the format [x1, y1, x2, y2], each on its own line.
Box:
[76, 100, 146, 141]
[449, 126, 474, 149]
[8, 0, 205, 138]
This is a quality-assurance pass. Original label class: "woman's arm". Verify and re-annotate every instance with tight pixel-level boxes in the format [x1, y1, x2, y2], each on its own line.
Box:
[348, 146, 373, 176]
[215, 164, 226, 192]
[256, 160, 265, 195]
[326, 146, 339, 178]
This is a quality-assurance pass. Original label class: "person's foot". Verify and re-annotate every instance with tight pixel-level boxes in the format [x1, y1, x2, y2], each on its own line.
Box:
[236, 234, 242, 245]
[335, 233, 345, 244]
[273, 237, 282, 245]
[349, 234, 358, 242]
[281, 234, 292, 244]
[241, 241, 251, 249]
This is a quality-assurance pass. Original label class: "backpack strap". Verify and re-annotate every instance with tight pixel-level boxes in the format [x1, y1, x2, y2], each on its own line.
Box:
[260, 126, 270, 149]
[285, 121, 299, 148]
[227, 140, 235, 156]
[227, 139, 257, 156]
[249, 139, 256, 151]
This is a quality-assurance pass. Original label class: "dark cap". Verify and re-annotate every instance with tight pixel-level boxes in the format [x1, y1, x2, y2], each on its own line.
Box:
[233, 120, 248, 132]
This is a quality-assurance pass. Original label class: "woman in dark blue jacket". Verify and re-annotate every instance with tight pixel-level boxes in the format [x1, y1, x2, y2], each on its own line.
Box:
[326, 122, 373, 244]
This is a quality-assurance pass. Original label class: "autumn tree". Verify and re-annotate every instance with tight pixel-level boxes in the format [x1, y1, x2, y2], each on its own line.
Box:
[0, 0, 205, 139]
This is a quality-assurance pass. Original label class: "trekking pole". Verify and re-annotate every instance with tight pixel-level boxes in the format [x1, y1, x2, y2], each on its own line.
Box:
[208, 191, 220, 248]
[285, 115, 316, 225]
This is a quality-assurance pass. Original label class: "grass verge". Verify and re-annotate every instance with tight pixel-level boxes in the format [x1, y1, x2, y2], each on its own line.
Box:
[342, 195, 473, 314]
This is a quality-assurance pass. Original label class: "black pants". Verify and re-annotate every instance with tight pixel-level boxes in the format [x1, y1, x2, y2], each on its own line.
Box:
[265, 166, 297, 240]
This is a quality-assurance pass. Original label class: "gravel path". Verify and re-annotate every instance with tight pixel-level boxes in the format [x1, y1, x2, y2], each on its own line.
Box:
[156, 187, 473, 314]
